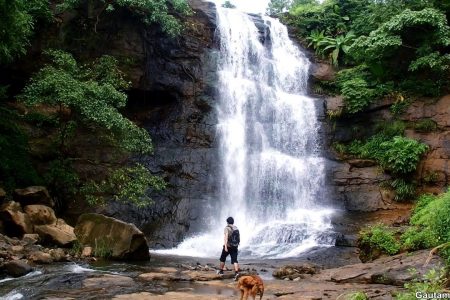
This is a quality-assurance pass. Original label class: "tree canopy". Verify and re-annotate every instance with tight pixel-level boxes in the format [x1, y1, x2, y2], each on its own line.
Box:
[20, 50, 163, 207]
[58, 0, 191, 36]
[278, 0, 450, 113]
[0, 0, 51, 64]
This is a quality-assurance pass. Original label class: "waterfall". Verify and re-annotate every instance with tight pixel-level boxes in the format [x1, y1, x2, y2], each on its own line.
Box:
[154, 3, 334, 259]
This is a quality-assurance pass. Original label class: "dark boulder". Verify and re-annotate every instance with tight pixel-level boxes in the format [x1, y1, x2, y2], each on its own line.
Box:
[3, 260, 33, 277]
[13, 186, 54, 207]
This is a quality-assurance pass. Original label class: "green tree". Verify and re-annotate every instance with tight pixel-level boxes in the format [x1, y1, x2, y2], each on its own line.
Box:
[21, 50, 163, 207]
[0, 0, 51, 64]
[222, 1, 236, 9]
[0, 94, 41, 190]
[288, 0, 347, 38]
[267, 0, 292, 16]
[349, 8, 450, 77]
[0, 0, 52, 190]
[401, 191, 450, 264]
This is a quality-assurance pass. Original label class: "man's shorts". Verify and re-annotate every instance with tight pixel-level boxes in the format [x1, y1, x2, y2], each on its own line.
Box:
[219, 246, 238, 264]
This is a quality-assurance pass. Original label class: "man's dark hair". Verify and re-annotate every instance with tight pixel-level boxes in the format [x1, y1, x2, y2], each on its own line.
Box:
[226, 217, 234, 224]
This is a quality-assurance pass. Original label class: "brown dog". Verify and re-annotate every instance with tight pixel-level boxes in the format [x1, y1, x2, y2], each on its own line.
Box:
[237, 275, 264, 300]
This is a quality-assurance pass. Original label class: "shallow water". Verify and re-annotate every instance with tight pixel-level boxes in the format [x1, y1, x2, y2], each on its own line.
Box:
[0, 257, 237, 299]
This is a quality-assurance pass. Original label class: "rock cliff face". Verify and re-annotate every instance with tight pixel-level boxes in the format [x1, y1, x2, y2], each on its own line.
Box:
[324, 89, 450, 213]
[403, 95, 450, 193]
[87, 0, 220, 248]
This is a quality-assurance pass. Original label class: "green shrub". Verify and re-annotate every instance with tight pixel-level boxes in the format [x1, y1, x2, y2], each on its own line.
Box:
[430, 198, 450, 246]
[81, 164, 166, 208]
[401, 192, 450, 263]
[399, 79, 444, 97]
[390, 99, 410, 116]
[374, 120, 406, 138]
[422, 171, 440, 185]
[401, 227, 436, 251]
[347, 134, 386, 160]
[377, 137, 428, 175]
[93, 238, 113, 259]
[414, 119, 438, 133]
[0, 104, 41, 190]
[359, 224, 400, 261]
[348, 292, 369, 300]
[350, 133, 426, 177]
[340, 77, 377, 113]
[288, 1, 345, 38]
[347, 133, 426, 202]
[413, 194, 438, 213]
[336, 66, 376, 113]
[70, 240, 83, 256]
[390, 179, 416, 201]
[335, 66, 393, 113]
[43, 160, 79, 209]
[395, 268, 448, 300]
[331, 142, 347, 155]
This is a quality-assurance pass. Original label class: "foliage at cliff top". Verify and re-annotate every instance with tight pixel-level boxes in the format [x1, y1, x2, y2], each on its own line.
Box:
[276, 0, 450, 113]
[0, 0, 52, 64]
[58, 0, 191, 36]
[0, 0, 191, 65]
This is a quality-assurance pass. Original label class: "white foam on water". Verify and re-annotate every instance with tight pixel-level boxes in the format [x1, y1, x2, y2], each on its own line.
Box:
[0, 270, 42, 285]
[1, 292, 24, 300]
[66, 264, 95, 273]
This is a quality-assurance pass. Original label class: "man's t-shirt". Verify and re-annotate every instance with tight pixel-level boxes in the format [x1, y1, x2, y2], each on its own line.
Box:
[224, 225, 238, 247]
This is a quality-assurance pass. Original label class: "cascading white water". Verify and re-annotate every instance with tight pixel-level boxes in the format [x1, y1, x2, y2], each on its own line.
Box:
[155, 3, 334, 259]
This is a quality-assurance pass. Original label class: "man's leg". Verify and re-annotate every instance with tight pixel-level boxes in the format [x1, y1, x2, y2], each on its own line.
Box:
[234, 262, 239, 272]
[218, 246, 228, 274]
[230, 247, 240, 280]
[230, 247, 239, 271]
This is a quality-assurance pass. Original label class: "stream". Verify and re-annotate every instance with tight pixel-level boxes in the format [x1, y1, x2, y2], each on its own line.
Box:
[0, 245, 360, 299]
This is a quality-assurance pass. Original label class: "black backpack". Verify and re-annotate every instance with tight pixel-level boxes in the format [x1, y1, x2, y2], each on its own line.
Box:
[228, 226, 240, 248]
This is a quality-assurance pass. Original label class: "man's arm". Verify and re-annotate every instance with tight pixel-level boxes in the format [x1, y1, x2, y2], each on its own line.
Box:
[224, 230, 228, 252]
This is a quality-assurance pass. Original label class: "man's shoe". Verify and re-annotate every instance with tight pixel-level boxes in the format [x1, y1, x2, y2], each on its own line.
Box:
[216, 270, 224, 275]
[234, 272, 239, 281]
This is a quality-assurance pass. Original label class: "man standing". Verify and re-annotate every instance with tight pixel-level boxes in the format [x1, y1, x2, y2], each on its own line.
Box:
[218, 216, 240, 280]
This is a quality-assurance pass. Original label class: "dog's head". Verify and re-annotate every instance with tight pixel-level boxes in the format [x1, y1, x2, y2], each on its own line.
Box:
[237, 275, 264, 288]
